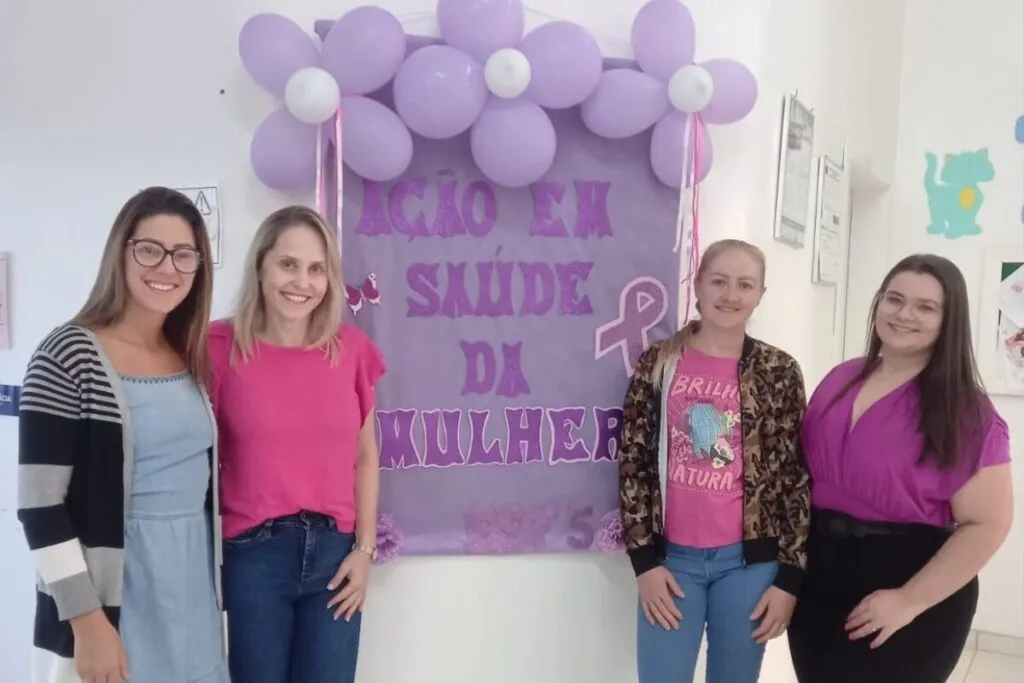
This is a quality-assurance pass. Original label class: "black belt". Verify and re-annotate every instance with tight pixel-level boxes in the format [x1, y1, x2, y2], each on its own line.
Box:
[812, 508, 954, 539]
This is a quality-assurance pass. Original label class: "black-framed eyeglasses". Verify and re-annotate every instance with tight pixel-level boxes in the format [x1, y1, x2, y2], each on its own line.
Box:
[127, 239, 202, 274]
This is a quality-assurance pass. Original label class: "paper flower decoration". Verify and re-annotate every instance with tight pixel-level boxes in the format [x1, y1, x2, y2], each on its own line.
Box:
[595, 510, 626, 553]
[374, 513, 404, 565]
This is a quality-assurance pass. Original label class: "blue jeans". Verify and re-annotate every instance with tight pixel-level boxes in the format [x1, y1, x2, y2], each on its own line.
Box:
[637, 542, 778, 683]
[223, 511, 361, 683]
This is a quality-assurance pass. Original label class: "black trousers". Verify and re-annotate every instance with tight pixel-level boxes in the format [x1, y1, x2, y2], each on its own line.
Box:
[788, 509, 978, 683]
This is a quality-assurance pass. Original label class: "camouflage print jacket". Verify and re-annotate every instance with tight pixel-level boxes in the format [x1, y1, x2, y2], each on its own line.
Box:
[618, 329, 811, 596]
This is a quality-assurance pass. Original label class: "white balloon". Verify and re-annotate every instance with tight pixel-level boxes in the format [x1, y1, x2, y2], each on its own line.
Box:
[484, 48, 532, 99]
[284, 67, 341, 124]
[667, 65, 714, 113]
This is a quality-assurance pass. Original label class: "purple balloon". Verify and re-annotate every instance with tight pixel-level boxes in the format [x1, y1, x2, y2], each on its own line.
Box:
[519, 21, 603, 109]
[650, 112, 713, 189]
[341, 96, 414, 181]
[581, 69, 668, 139]
[250, 108, 318, 190]
[239, 14, 319, 97]
[700, 58, 758, 125]
[437, 0, 524, 63]
[393, 45, 487, 139]
[632, 0, 696, 82]
[471, 99, 556, 187]
[321, 7, 406, 96]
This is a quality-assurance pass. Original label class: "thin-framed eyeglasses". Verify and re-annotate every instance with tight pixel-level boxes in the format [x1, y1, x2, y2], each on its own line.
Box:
[878, 291, 941, 320]
[127, 238, 202, 274]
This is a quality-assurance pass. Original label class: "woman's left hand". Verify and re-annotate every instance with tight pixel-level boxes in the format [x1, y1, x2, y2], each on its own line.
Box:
[846, 588, 923, 648]
[326, 550, 372, 621]
[750, 586, 797, 644]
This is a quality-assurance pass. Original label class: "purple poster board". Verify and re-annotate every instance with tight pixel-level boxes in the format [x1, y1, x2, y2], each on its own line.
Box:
[338, 56, 680, 558]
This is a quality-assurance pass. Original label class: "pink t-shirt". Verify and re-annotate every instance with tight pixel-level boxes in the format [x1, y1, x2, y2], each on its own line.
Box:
[663, 349, 744, 548]
[208, 320, 386, 539]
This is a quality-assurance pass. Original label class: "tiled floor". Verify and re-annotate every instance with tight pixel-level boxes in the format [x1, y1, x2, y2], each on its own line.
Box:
[953, 649, 1024, 682]
[693, 637, 1024, 682]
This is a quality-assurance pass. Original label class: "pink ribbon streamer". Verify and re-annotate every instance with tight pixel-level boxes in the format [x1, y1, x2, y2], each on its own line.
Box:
[682, 113, 704, 323]
[334, 107, 343, 252]
[315, 124, 324, 217]
[314, 107, 344, 246]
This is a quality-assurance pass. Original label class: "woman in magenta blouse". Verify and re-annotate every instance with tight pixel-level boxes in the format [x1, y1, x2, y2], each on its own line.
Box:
[788, 254, 1014, 682]
[209, 206, 385, 683]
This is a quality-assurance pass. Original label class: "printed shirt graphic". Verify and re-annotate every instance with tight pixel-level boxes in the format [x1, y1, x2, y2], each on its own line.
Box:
[663, 348, 744, 548]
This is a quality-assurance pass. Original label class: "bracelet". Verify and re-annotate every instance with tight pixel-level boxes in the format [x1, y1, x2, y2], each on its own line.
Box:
[353, 543, 377, 560]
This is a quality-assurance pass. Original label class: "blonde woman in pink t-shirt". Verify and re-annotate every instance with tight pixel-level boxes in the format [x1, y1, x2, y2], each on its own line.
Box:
[208, 206, 385, 683]
[619, 239, 810, 683]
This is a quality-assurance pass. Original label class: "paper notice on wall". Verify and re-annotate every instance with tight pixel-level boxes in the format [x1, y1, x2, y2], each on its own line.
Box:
[175, 186, 222, 266]
[813, 158, 848, 285]
[773, 94, 816, 248]
[0, 252, 10, 349]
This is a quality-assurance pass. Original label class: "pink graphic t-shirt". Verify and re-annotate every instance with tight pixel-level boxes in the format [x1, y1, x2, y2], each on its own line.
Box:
[663, 348, 744, 548]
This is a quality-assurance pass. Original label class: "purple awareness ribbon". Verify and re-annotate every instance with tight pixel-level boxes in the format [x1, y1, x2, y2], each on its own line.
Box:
[594, 277, 669, 376]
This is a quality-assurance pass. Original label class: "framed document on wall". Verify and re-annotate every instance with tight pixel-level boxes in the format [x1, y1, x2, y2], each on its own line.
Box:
[772, 93, 816, 249]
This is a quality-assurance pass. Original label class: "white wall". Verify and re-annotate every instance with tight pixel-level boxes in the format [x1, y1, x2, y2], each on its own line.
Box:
[847, 0, 1024, 638]
[743, 0, 907, 388]
[0, 1, 908, 682]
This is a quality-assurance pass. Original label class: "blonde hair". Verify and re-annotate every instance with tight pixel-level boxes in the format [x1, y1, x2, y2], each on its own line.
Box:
[651, 239, 766, 388]
[72, 186, 214, 387]
[230, 205, 344, 365]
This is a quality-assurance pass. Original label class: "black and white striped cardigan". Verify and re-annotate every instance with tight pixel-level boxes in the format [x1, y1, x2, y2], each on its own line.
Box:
[16, 324, 223, 673]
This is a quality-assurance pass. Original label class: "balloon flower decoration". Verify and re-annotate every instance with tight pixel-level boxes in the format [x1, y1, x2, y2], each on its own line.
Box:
[239, 0, 757, 203]
[582, 0, 757, 189]
[580, 0, 757, 315]
[240, 6, 413, 199]
[392, 0, 603, 187]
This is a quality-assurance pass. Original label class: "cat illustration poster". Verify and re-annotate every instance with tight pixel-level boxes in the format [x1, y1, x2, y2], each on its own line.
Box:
[923, 149, 995, 239]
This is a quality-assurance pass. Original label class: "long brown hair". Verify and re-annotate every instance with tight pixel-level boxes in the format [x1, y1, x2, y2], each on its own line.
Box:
[230, 205, 344, 366]
[833, 254, 987, 470]
[651, 239, 766, 388]
[71, 187, 214, 387]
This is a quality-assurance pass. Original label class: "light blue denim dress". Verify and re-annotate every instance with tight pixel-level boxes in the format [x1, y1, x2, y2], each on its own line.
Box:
[118, 372, 229, 683]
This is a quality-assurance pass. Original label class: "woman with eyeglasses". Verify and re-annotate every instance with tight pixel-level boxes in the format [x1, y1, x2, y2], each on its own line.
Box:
[788, 255, 1014, 682]
[17, 187, 227, 683]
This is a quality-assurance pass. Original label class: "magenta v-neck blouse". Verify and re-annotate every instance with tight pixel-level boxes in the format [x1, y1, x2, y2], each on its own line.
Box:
[801, 359, 1010, 526]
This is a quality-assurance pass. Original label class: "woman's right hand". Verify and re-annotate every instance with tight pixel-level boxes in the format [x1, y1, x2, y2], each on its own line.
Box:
[70, 610, 129, 683]
[638, 565, 685, 630]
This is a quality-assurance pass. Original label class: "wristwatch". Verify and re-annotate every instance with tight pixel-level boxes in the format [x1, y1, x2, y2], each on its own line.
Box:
[353, 542, 377, 560]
